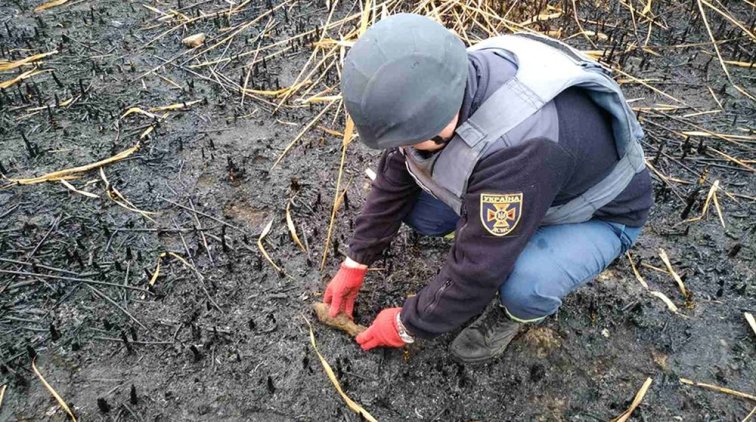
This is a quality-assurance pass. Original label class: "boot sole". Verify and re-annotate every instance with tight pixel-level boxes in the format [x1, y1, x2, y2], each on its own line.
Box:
[449, 345, 509, 364]
[449, 330, 522, 364]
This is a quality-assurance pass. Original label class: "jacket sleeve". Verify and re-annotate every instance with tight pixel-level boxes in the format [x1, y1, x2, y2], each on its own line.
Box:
[400, 138, 574, 338]
[347, 148, 421, 266]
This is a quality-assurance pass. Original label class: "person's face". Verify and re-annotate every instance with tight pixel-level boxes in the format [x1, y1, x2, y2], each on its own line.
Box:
[412, 113, 459, 152]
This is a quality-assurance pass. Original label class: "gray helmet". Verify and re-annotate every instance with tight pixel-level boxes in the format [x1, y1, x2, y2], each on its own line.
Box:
[342, 14, 468, 149]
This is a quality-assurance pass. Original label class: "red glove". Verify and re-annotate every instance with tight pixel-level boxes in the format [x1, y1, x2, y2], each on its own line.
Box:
[323, 263, 368, 319]
[356, 308, 406, 351]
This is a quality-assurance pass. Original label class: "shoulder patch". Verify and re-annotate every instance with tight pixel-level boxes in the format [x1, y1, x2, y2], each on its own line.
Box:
[480, 193, 523, 237]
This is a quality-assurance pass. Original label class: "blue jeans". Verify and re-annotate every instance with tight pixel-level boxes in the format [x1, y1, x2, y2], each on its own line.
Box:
[404, 191, 642, 322]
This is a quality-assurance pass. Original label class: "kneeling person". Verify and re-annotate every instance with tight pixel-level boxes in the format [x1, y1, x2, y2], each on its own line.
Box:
[324, 14, 653, 363]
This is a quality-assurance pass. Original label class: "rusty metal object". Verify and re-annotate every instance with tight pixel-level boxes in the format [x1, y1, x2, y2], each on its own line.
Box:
[312, 302, 367, 337]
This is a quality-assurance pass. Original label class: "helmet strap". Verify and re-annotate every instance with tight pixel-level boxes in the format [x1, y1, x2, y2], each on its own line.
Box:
[431, 135, 449, 145]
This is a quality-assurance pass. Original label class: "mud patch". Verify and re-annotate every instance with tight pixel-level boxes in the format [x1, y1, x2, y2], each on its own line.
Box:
[223, 201, 267, 228]
[522, 326, 563, 358]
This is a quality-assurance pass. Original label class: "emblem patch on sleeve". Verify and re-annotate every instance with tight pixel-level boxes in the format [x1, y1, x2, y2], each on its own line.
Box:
[480, 193, 523, 237]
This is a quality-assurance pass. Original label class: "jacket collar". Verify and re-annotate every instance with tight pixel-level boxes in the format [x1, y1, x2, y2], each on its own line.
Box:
[457, 53, 489, 127]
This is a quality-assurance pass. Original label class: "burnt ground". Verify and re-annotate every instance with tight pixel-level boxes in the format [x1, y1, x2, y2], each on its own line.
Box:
[0, 0, 754, 421]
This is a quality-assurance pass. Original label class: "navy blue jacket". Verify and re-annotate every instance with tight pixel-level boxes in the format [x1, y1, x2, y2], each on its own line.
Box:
[348, 50, 653, 338]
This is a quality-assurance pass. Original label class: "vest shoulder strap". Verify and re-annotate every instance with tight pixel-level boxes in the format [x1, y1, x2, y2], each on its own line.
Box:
[457, 33, 632, 150]
[412, 33, 647, 222]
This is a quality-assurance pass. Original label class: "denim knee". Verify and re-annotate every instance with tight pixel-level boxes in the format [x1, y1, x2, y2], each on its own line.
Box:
[402, 191, 459, 236]
[606, 222, 644, 254]
[499, 280, 561, 323]
[403, 213, 456, 236]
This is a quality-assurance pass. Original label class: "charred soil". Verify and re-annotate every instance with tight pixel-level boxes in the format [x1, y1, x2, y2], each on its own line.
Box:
[0, 0, 754, 421]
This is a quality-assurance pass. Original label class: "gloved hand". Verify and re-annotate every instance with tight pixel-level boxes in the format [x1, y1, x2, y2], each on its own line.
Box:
[323, 262, 368, 319]
[355, 308, 406, 351]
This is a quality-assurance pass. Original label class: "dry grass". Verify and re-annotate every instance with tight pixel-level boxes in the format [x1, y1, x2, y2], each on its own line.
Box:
[7, 144, 141, 185]
[32, 358, 77, 421]
[680, 378, 756, 402]
[611, 377, 653, 422]
[304, 317, 377, 422]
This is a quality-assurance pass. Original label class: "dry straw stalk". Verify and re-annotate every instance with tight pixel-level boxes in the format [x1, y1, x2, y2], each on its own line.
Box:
[304, 317, 377, 422]
[611, 377, 653, 422]
[32, 358, 77, 421]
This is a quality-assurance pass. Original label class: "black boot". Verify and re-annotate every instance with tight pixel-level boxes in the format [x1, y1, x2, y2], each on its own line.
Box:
[450, 306, 522, 363]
